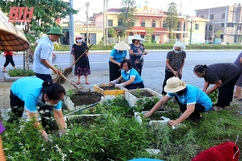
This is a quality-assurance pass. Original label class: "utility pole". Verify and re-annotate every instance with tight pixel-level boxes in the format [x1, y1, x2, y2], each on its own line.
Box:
[105, 0, 109, 46]
[85, 1, 90, 46]
[69, 0, 74, 66]
[103, 0, 106, 46]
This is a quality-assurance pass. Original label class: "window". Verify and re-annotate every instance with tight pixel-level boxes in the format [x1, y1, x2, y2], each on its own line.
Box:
[108, 20, 113, 27]
[227, 23, 234, 27]
[209, 25, 213, 30]
[118, 19, 123, 26]
[163, 20, 167, 28]
[210, 14, 214, 20]
[222, 13, 225, 19]
[195, 24, 199, 30]
[141, 20, 145, 27]
[152, 20, 156, 27]
[221, 23, 224, 27]
[131, 21, 135, 27]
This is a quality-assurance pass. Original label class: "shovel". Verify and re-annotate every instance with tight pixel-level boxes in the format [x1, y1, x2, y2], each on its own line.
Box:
[65, 102, 99, 116]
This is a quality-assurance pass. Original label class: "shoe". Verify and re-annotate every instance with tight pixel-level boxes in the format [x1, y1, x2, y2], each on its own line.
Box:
[85, 81, 90, 85]
[237, 98, 242, 102]
[234, 95, 238, 98]
[76, 82, 80, 85]
[213, 106, 223, 111]
[2, 71, 7, 73]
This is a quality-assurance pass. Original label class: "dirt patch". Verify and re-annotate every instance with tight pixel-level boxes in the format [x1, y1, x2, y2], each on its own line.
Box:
[130, 90, 153, 98]
[100, 86, 120, 90]
[70, 92, 102, 106]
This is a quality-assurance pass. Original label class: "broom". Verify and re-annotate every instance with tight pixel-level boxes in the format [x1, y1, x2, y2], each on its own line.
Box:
[54, 44, 93, 84]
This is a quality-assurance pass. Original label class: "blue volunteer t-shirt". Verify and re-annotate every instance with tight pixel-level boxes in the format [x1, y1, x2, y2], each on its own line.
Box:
[109, 49, 127, 63]
[167, 84, 212, 111]
[11, 77, 62, 113]
[121, 68, 143, 84]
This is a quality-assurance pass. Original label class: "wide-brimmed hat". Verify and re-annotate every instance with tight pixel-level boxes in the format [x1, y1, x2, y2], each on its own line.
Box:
[47, 27, 64, 36]
[164, 77, 186, 93]
[132, 35, 144, 41]
[0, 10, 30, 51]
[114, 41, 130, 50]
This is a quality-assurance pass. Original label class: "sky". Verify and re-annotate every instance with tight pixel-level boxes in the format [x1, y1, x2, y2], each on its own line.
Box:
[73, 0, 241, 21]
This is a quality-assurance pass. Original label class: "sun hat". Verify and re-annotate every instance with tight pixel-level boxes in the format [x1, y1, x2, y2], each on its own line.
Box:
[114, 41, 130, 50]
[164, 77, 186, 93]
[47, 27, 64, 36]
[132, 34, 144, 41]
[76, 35, 83, 40]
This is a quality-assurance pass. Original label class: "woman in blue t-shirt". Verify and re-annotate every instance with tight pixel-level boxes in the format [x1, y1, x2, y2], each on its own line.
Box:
[109, 41, 130, 81]
[110, 59, 144, 90]
[9, 77, 66, 141]
[144, 77, 212, 126]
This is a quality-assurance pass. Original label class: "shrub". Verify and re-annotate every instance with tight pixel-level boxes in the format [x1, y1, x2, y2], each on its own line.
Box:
[54, 44, 242, 51]
[8, 69, 35, 77]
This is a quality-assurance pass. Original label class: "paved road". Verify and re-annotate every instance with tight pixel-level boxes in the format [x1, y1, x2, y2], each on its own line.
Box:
[0, 50, 241, 89]
[2, 50, 240, 69]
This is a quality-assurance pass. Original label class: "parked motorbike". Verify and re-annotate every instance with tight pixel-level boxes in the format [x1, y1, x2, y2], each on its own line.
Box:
[28, 52, 57, 63]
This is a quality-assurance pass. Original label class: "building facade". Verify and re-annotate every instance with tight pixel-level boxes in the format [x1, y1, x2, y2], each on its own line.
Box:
[91, 5, 208, 45]
[196, 3, 242, 44]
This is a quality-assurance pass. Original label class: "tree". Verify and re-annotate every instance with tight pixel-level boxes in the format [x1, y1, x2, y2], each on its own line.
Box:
[145, 27, 154, 43]
[0, 0, 77, 70]
[118, 0, 136, 37]
[108, 28, 117, 37]
[215, 29, 223, 38]
[165, 2, 178, 40]
[0, 0, 78, 42]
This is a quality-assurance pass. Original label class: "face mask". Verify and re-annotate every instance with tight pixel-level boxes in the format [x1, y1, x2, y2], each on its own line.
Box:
[45, 101, 57, 106]
[174, 50, 181, 54]
[77, 39, 83, 43]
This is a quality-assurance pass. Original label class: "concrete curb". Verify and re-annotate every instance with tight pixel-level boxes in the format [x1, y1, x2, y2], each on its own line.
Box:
[14, 49, 242, 55]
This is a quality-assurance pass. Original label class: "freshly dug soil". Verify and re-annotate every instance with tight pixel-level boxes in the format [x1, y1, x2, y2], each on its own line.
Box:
[130, 90, 153, 98]
[100, 86, 120, 90]
[70, 91, 102, 106]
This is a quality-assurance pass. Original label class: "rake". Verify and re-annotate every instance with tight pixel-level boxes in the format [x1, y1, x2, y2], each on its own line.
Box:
[54, 44, 93, 84]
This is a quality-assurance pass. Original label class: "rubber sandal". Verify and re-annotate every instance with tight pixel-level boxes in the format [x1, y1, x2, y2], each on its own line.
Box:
[234, 96, 238, 98]
[237, 98, 242, 101]
[2, 71, 7, 73]
[85, 81, 90, 85]
[213, 106, 223, 111]
[76, 82, 80, 85]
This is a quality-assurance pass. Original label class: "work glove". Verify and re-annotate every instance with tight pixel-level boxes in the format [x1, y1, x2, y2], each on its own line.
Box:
[115, 83, 125, 88]
[110, 79, 119, 84]
[135, 52, 144, 56]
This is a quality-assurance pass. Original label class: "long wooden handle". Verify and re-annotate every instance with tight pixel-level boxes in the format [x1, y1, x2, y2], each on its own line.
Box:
[70, 44, 93, 68]
[59, 73, 79, 90]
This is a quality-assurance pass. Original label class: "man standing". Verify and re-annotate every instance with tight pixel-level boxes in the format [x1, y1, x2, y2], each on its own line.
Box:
[33, 27, 64, 81]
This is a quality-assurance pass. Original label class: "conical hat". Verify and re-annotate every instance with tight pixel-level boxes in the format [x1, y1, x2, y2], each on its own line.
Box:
[114, 41, 130, 50]
[0, 10, 30, 51]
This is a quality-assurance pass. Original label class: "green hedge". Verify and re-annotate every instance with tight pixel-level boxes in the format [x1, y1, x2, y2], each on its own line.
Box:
[55, 44, 242, 51]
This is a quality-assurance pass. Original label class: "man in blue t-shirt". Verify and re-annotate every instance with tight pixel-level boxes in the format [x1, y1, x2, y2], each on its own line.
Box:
[144, 77, 212, 126]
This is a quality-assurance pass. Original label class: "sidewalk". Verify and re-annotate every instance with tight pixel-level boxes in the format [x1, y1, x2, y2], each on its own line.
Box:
[0, 67, 164, 110]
